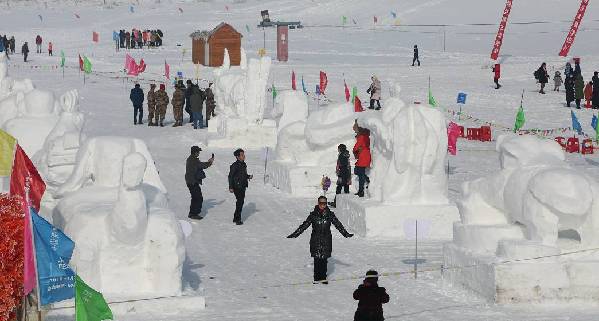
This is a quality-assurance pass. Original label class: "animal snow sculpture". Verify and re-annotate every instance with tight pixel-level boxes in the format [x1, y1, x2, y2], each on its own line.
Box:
[56, 152, 185, 296]
[458, 134, 599, 247]
[357, 84, 449, 205]
[35, 89, 85, 188]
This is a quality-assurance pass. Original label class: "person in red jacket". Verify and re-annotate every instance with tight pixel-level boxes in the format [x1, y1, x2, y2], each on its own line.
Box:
[584, 81, 593, 109]
[492, 63, 501, 89]
[353, 122, 371, 198]
[353, 270, 389, 321]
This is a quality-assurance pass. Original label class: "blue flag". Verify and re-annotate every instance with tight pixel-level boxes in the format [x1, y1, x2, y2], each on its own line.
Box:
[129, 5, 134, 13]
[457, 92, 467, 104]
[316, 85, 320, 95]
[571, 110, 583, 135]
[592, 114, 598, 131]
[31, 208, 76, 305]
[301, 76, 307, 94]
[112, 31, 119, 41]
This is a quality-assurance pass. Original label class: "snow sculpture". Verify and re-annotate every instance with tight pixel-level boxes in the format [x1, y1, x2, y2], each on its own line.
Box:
[444, 134, 599, 303]
[208, 47, 276, 148]
[0, 54, 34, 102]
[51, 138, 184, 297]
[35, 90, 86, 189]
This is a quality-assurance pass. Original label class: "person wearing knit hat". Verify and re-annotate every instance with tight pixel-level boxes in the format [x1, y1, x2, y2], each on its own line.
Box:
[155, 84, 169, 127]
[353, 269, 389, 321]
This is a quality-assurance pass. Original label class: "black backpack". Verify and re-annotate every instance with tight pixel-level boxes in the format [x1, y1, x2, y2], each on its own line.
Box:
[534, 69, 540, 80]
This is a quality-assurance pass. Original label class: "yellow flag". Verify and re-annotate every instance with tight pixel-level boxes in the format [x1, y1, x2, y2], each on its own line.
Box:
[0, 129, 16, 176]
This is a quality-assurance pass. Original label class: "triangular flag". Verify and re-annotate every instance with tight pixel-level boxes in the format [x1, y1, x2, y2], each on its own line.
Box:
[272, 84, 277, 99]
[78, 54, 84, 71]
[32, 208, 75, 305]
[428, 88, 437, 107]
[301, 76, 307, 94]
[514, 104, 525, 132]
[92, 32, 99, 43]
[571, 110, 583, 135]
[344, 80, 350, 102]
[83, 56, 92, 74]
[127, 59, 139, 76]
[75, 275, 113, 321]
[291, 71, 296, 90]
[592, 114, 597, 131]
[342, 16, 347, 25]
[60, 50, 65, 67]
[137, 59, 146, 73]
[319, 71, 327, 95]
[351, 86, 358, 104]
[354, 95, 363, 112]
[0, 129, 16, 176]
[164, 60, 170, 80]
[124, 54, 133, 71]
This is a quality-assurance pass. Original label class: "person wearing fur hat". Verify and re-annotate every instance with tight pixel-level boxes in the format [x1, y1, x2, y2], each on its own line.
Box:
[155, 84, 169, 127]
[171, 80, 186, 127]
[353, 270, 390, 321]
[147, 84, 158, 126]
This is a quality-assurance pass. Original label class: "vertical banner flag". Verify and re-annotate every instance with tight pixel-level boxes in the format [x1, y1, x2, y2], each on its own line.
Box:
[291, 71, 296, 90]
[514, 104, 525, 132]
[447, 122, 461, 155]
[428, 89, 438, 107]
[344, 80, 350, 102]
[75, 275, 113, 321]
[60, 50, 66, 67]
[78, 54, 84, 71]
[125, 54, 133, 71]
[559, 0, 590, 57]
[316, 85, 320, 96]
[571, 110, 583, 135]
[272, 84, 278, 100]
[457, 92, 467, 104]
[592, 114, 598, 131]
[351, 86, 358, 104]
[319, 71, 327, 95]
[112, 31, 118, 42]
[92, 32, 99, 43]
[0, 129, 16, 176]
[354, 95, 363, 112]
[490, 0, 513, 60]
[137, 59, 146, 73]
[129, 5, 134, 13]
[164, 60, 170, 80]
[342, 16, 347, 25]
[390, 11, 397, 18]
[301, 76, 307, 94]
[83, 57, 92, 74]
[31, 208, 76, 305]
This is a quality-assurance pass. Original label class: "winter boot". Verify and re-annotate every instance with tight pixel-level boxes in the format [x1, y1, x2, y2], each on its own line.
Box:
[160, 121, 164, 127]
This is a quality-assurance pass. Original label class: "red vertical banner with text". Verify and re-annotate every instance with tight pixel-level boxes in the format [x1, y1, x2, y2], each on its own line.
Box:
[559, 0, 589, 57]
[490, 0, 513, 61]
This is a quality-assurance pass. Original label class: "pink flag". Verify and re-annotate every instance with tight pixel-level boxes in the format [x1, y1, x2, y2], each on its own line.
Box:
[447, 122, 461, 155]
[344, 80, 350, 102]
[319, 71, 328, 95]
[137, 58, 146, 73]
[125, 53, 133, 70]
[164, 60, 170, 80]
[92, 31, 99, 43]
[291, 71, 296, 90]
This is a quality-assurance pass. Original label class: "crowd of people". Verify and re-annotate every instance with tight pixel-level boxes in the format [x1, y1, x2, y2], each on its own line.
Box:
[117, 29, 163, 50]
[0, 34, 55, 62]
[534, 60, 599, 109]
[129, 80, 215, 128]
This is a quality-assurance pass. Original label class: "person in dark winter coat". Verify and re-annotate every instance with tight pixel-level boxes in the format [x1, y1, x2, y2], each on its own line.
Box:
[412, 45, 420, 66]
[228, 149, 253, 225]
[574, 60, 582, 77]
[492, 64, 501, 89]
[331, 144, 351, 208]
[9, 37, 15, 54]
[185, 80, 194, 123]
[35, 35, 42, 53]
[565, 75, 575, 107]
[171, 81, 185, 127]
[147, 84, 157, 126]
[565, 62, 574, 79]
[353, 122, 371, 198]
[535, 63, 549, 94]
[129, 84, 144, 125]
[155, 84, 170, 127]
[593, 72, 599, 109]
[574, 74, 584, 109]
[205, 83, 216, 127]
[353, 270, 390, 321]
[287, 196, 353, 283]
[189, 84, 205, 129]
[21, 42, 29, 62]
[367, 76, 382, 110]
[185, 145, 214, 219]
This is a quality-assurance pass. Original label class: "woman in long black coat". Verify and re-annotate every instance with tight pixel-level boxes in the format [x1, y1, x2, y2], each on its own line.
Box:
[536, 62, 549, 94]
[565, 75, 575, 107]
[287, 196, 353, 283]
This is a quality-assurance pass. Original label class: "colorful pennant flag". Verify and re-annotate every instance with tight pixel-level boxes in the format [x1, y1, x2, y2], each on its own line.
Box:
[60, 50, 65, 67]
[0, 129, 16, 177]
[291, 71, 296, 90]
[78, 54, 84, 72]
[354, 95, 363, 112]
[374, 16, 378, 24]
[351, 86, 357, 104]
[428, 89, 437, 107]
[352, 18, 357, 25]
[164, 60, 170, 80]
[92, 32, 99, 43]
[571, 110, 582, 135]
[344, 80, 350, 102]
[513, 104, 525, 132]
[319, 71, 327, 95]
[342, 16, 347, 25]
[83, 56, 92, 74]
[74, 13, 80, 19]
[272, 84, 277, 99]
[301, 76, 307, 94]
[178, 7, 183, 13]
[245, 25, 250, 33]
[592, 114, 597, 131]
[75, 275, 113, 321]
[137, 59, 146, 73]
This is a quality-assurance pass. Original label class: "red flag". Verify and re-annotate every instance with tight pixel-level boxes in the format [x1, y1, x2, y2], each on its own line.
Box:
[319, 71, 327, 95]
[490, 0, 513, 60]
[92, 31, 99, 43]
[137, 58, 146, 73]
[354, 95, 363, 112]
[78, 54, 84, 71]
[374, 16, 378, 24]
[344, 80, 350, 102]
[291, 71, 296, 90]
[164, 60, 170, 80]
[559, 0, 590, 57]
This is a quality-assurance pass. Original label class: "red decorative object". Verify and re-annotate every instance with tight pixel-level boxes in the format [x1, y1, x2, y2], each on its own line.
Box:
[581, 138, 594, 155]
[566, 137, 580, 153]
[555, 136, 567, 149]
[458, 125, 465, 138]
[480, 126, 492, 142]
[0, 194, 25, 321]
[467, 128, 481, 140]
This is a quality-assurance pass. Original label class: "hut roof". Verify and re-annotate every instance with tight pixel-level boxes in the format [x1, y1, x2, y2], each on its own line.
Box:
[189, 22, 243, 41]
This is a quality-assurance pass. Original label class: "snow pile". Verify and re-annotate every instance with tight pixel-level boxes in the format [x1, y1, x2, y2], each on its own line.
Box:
[267, 90, 355, 196]
[207, 48, 277, 149]
[444, 134, 599, 303]
[336, 84, 459, 239]
[45, 136, 185, 299]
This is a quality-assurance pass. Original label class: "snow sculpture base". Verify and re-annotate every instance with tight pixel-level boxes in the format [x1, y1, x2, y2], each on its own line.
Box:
[335, 195, 459, 239]
[443, 242, 599, 303]
[267, 160, 334, 198]
[206, 115, 276, 149]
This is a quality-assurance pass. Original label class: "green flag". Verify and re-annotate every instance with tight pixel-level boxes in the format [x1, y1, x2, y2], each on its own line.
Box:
[351, 86, 357, 104]
[83, 56, 92, 74]
[272, 84, 277, 99]
[60, 50, 65, 67]
[75, 275, 113, 321]
[514, 104, 525, 132]
[342, 16, 347, 25]
[428, 89, 437, 107]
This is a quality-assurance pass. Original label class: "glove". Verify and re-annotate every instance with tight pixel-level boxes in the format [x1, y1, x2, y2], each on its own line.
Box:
[345, 233, 354, 238]
[287, 234, 296, 238]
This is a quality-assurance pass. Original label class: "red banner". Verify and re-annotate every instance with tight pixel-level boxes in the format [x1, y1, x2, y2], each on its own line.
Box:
[559, 0, 589, 57]
[490, 0, 513, 60]
[92, 31, 99, 43]
[319, 71, 327, 95]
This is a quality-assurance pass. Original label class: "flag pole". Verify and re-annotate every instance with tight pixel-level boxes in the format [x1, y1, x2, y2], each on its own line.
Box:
[25, 176, 43, 319]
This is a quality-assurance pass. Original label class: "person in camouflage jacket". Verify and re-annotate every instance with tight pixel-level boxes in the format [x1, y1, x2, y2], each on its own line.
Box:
[155, 84, 170, 127]
[147, 84, 158, 126]
[171, 81, 185, 127]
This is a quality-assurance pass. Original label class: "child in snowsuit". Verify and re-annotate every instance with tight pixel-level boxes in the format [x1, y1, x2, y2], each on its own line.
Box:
[553, 71, 563, 92]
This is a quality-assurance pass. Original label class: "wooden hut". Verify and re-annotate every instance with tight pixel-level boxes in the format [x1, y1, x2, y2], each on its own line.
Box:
[190, 23, 242, 67]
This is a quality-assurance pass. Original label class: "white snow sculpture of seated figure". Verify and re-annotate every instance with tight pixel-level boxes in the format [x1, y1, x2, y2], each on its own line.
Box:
[3, 89, 60, 158]
[58, 152, 185, 297]
[458, 134, 599, 247]
[35, 89, 85, 188]
[356, 84, 449, 205]
[0, 54, 35, 122]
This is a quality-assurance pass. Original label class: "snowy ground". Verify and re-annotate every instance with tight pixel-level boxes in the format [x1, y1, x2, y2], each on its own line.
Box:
[5, 0, 599, 320]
